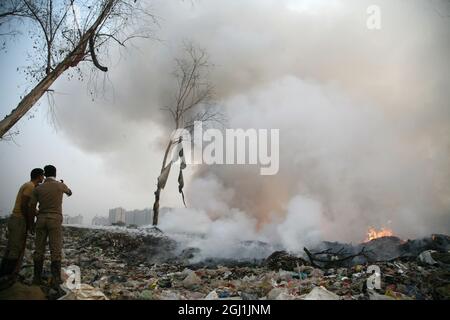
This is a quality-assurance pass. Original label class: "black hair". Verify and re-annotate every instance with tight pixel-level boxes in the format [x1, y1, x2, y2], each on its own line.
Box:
[44, 165, 57, 177]
[30, 168, 44, 180]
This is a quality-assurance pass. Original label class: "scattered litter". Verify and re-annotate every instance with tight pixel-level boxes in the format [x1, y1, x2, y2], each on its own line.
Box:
[1, 222, 449, 300]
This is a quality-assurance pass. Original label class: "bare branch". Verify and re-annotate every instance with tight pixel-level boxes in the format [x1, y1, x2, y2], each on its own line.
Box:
[89, 34, 108, 72]
[160, 106, 177, 123]
[97, 33, 149, 47]
[304, 247, 369, 269]
[0, 0, 28, 19]
[51, 2, 72, 40]
[23, 0, 50, 42]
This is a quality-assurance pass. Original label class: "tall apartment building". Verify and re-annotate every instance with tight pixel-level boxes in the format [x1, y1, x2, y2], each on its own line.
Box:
[125, 209, 151, 226]
[103, 207, 161, 227]
[109, 207, 126, 224]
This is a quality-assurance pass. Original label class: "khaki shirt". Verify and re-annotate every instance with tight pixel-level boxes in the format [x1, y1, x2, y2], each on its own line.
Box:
[12, 181, 35, 218]
[30, 178, 72, 216]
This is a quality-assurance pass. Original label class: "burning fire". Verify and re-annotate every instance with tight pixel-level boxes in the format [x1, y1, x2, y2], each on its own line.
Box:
[365, 227, 394, 242]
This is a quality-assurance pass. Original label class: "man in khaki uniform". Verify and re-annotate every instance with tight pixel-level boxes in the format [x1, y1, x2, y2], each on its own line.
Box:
[0, 168, 44, 280]
[30, 165, 72, 286]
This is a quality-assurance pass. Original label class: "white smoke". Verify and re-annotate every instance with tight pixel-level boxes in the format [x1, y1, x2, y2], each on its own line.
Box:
[48, 0, 450, 257]
[159, 75, 450, 258]
[159, 194, 325, 259]
[276, 196, 324, 252]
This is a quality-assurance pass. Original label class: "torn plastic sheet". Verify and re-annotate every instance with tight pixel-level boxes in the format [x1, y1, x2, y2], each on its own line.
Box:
[58, 283, 109, 300]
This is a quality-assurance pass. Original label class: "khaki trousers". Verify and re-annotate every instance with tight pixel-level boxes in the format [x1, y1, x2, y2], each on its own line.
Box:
[5, 215, 26, 259]
[33, 214, 63, 262]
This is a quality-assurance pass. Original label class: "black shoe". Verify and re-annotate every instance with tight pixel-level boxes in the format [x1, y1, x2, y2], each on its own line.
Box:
[0, 259, 19, 290]
[0, 258, 18, 277]
[0, 259, 6, 276]
[32, 259, 44, 285]
[50, 261, 62, 287]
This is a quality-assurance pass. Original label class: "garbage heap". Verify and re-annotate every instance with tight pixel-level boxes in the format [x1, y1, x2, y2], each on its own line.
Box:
[0, 221, 449, 300]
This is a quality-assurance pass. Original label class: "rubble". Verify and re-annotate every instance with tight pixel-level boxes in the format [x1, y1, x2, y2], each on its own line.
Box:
[0, 220, 449, 300]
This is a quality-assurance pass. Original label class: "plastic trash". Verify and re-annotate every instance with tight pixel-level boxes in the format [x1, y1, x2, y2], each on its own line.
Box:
[267, 287, 295, 300]
[304, 286, 340, 300]
[159, 290, 182, 300]
[58, 283, 108, 300]
[182, 271, 202, 289]
[418, 250, 438, 265]
[205, 290, 219, 300]
[240, 292, 258, 300]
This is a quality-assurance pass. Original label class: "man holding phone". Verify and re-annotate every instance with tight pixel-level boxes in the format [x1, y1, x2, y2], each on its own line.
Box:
[29, 165, 72, 287]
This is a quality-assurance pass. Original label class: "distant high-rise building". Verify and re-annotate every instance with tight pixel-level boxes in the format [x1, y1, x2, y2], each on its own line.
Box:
[109, 207, 126, 224]
[135, 209, 151, 226]
[125, 210, 136, 226]
[107, 207, 161, 227]
[124, 209, 151, 226]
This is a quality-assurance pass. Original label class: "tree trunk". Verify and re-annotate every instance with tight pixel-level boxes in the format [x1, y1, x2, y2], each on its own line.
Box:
[0, 37, 90, 139]
[152, 140, 173, 226]
[0, 60, 68, 138]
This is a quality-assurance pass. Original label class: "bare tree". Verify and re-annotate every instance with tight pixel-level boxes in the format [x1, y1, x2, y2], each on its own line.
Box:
[0, 0, 155, 139]
[152, 43, 223, 226]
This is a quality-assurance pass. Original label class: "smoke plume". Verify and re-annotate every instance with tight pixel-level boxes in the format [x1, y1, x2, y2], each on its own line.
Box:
[52, 0, 450, 253]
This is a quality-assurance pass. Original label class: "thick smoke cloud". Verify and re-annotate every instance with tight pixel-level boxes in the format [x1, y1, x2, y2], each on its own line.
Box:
[53, 0, 450, 248]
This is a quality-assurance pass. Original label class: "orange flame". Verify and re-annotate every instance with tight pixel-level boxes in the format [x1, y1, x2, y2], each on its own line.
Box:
[365, 227, 394, 242]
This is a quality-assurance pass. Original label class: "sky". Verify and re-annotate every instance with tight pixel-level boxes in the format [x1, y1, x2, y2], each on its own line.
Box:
[0, 0, 449, 247]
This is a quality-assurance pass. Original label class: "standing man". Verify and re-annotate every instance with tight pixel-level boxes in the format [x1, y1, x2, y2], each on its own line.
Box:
[0, 168, 45, 280]
[30, 165, 72, 286]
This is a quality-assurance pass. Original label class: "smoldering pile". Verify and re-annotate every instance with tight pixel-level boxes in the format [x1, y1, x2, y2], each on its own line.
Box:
[1, 221, 449, 300]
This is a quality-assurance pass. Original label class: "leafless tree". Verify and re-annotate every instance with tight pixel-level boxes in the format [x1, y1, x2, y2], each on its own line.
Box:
[152, 43, 224, 226]
[0, 0, 155, 139]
